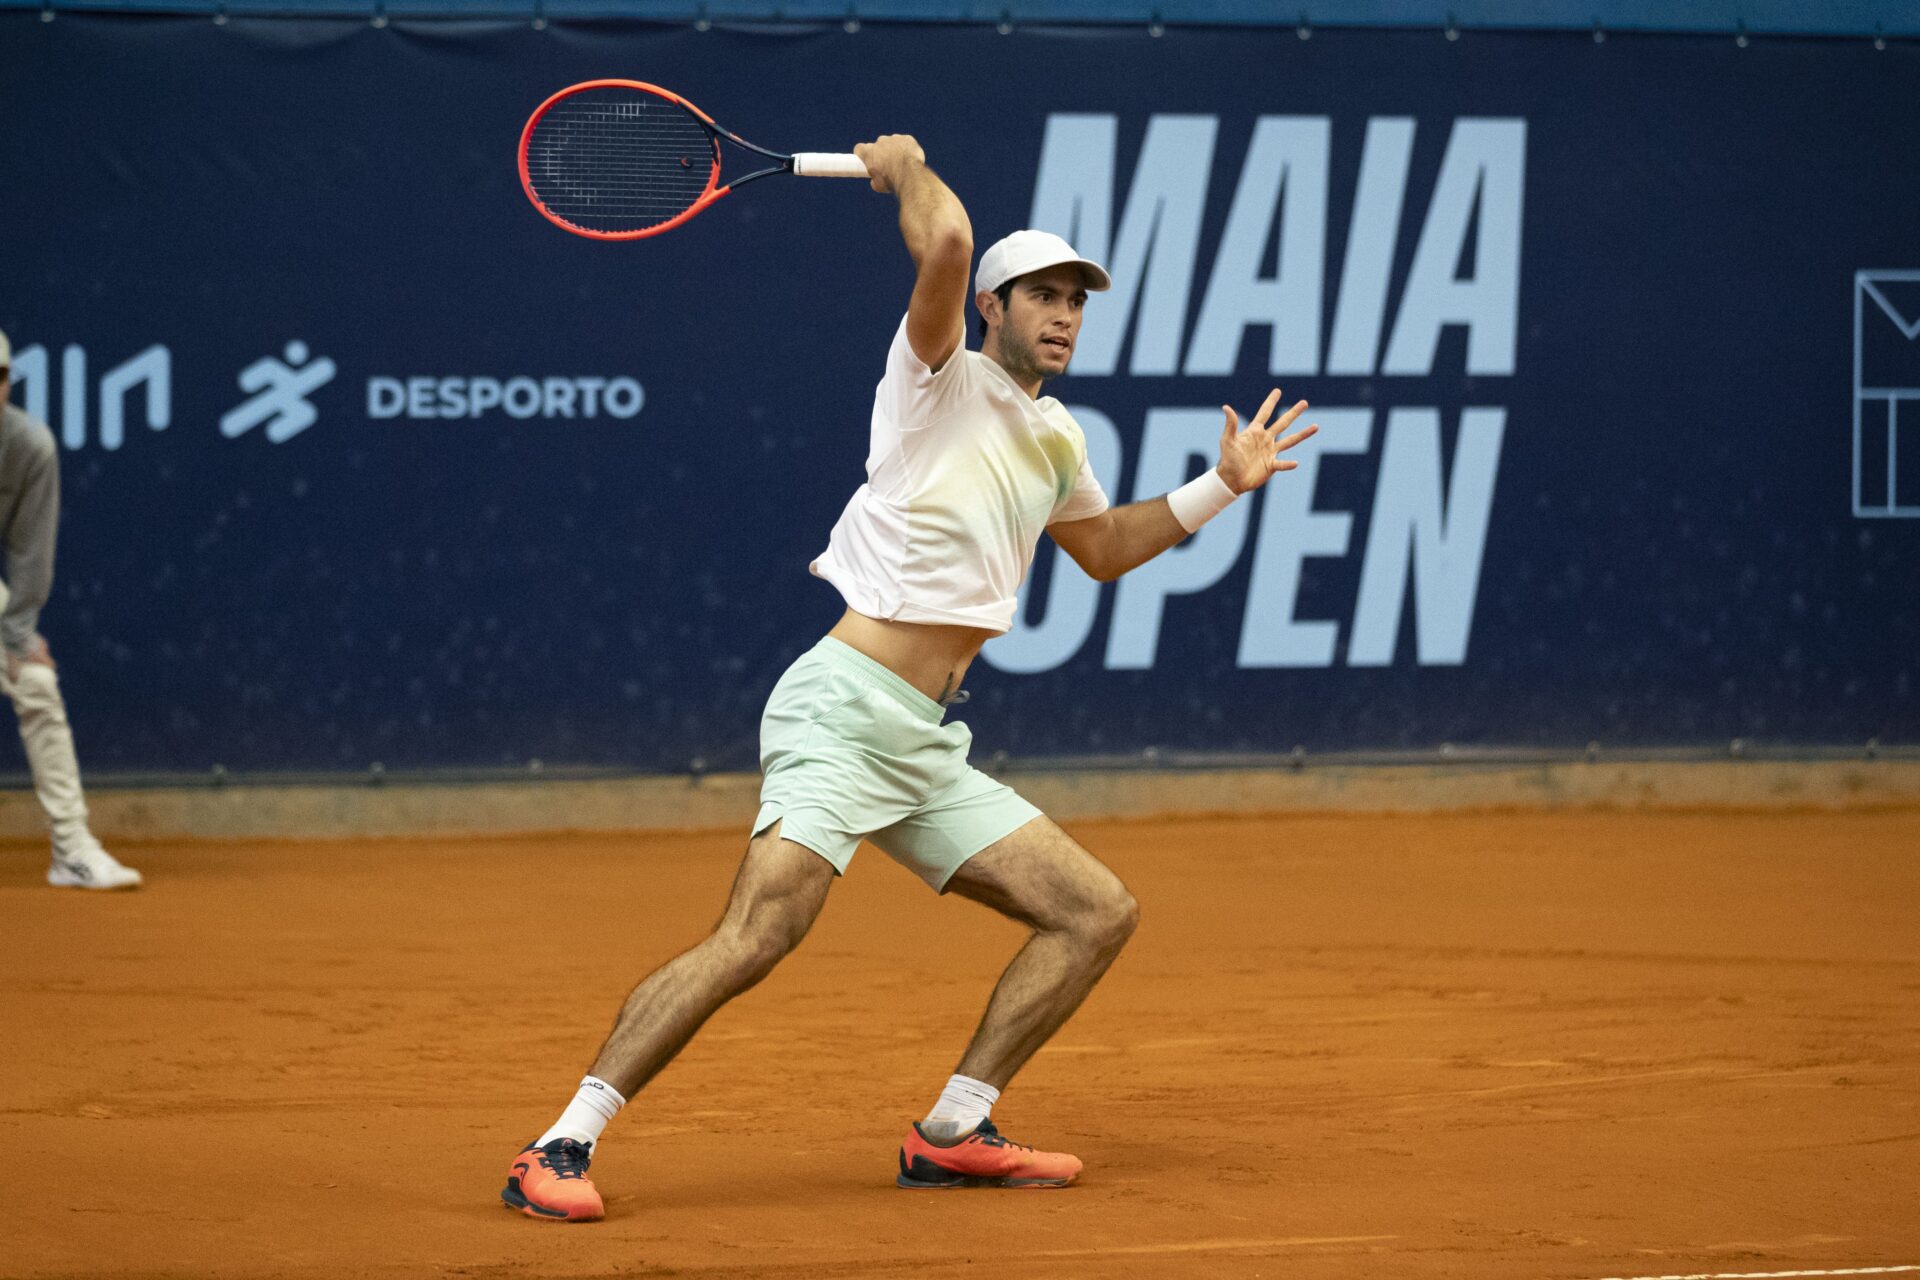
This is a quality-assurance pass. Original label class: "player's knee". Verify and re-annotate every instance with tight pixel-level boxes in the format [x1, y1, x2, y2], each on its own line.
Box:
[1108, 890, 1140, 949]
[1081, 886, 1138, 954]
[716, 917, 806, 989]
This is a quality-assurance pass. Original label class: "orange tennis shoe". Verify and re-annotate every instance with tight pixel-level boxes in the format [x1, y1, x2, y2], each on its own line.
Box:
[501, 1138, 605, 1221]
[896, 1119, 1083, 1189]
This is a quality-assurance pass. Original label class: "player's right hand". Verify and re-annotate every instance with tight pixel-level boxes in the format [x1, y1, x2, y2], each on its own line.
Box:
[853, 134, 926, 194]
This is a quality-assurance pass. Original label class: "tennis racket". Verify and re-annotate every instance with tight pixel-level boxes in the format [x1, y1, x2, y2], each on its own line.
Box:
[518, 80, 870, 241]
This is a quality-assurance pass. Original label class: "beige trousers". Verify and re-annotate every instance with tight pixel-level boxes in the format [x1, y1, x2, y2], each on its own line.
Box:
[1, 660, 90, 843]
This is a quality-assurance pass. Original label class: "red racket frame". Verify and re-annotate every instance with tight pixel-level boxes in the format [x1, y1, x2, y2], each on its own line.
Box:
[518, 79, 786, 242]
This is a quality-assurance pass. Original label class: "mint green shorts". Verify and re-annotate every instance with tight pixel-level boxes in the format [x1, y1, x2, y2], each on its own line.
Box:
[753, 637, 1041, 891]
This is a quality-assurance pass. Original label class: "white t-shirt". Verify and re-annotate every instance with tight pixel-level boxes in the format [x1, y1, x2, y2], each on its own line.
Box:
[810, 316, 1111, 634]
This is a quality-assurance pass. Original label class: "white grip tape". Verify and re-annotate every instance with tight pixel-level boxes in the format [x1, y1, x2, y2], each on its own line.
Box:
[791, 152, 871, 179]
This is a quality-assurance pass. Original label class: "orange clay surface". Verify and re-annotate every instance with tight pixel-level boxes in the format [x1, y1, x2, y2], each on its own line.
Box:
[4, 809, 1919, 1280]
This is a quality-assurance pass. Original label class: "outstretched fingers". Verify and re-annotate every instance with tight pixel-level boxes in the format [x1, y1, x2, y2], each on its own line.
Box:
[1219, 404, 1241, 449]
[1248, 388, 1284, 431]
[1268, 398, 1311, 438]
[1225, 391, 1320, 481]
[1226, 388, 1289, 440]
[1276, 423, 1318, 452]
[1267, 421, 1319, 473]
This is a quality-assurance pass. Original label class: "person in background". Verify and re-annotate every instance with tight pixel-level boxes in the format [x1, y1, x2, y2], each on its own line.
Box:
[0, 329, 142, 890]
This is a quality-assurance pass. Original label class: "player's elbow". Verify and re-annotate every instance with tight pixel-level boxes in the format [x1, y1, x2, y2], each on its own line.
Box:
[921, 220, 972, 271]
[1053, 524, 1124, 582]
[1078, 548, 1123, 583]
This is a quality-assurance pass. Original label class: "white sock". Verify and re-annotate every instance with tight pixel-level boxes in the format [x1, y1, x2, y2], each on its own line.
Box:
[535, 1076, 626, 1152]
[920, 1074, 999, 1143]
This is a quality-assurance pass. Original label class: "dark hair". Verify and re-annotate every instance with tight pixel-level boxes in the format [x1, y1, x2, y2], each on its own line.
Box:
[974, 281, 1016, 343]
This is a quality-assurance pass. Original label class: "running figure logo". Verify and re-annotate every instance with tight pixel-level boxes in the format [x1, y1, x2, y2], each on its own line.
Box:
[221, 341, 337, 443]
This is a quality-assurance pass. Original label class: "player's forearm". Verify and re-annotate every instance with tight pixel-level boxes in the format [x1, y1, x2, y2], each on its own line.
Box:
[1090, 499, 1190, 582]
[892, 161, 972, 271]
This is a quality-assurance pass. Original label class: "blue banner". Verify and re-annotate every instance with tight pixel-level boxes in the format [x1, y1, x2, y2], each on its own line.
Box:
[3, 16, 1916, 771]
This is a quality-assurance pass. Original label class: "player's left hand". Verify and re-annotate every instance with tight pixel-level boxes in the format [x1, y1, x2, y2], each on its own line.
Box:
[1216, 389, 1318, 495]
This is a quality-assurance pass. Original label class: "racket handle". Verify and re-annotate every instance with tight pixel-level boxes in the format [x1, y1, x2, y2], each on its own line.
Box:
[791, 152, 870, 179]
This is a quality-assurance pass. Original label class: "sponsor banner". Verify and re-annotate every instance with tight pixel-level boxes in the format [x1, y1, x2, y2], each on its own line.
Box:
[1, 16, 1916, 771]
[366, 375, 644, 421]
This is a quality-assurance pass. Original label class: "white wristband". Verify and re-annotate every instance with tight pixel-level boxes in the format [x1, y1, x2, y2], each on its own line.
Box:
[1166, 469, 1238, 533]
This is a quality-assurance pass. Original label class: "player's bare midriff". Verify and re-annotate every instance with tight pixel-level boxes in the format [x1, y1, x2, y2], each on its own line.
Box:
[827, 608, 996, 705]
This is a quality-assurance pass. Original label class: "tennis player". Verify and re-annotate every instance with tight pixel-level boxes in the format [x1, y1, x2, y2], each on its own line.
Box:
[0, 330, 142, 890]
[502, 135, 1315, 1220]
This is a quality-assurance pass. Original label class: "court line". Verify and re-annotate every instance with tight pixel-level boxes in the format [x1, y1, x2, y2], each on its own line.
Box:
[1588, 1266, 1920, 1280]
[1029, 1234, 1398, 1258]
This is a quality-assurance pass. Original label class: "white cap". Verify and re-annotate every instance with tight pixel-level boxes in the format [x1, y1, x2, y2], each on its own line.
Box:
[975, 229, 1111, 297]
[0, 330, 10, 370]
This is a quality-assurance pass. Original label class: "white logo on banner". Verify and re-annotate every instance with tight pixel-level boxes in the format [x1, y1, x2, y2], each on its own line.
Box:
[7, 340, 645, 448]
[985, 113, 1525, 674]
[365, 374, 644, 421]
[1853, 270, 1920, 518]
[7, 343, 171, 450]
[221, 341, 338, 443]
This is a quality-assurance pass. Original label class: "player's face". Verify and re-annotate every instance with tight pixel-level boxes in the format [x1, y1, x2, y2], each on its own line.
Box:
[1001, 266, 1090, 379]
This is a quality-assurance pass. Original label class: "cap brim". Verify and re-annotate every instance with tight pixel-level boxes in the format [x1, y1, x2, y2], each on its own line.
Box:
[992, 255, 1111, 294]
[1073, 259, 1113, 292]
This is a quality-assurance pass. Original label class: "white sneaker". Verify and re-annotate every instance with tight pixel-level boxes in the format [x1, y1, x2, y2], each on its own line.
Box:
[48, 835, 144, 890]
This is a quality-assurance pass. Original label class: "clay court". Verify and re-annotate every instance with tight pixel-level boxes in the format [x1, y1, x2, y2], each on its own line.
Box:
[8, 806, 1918, 1280]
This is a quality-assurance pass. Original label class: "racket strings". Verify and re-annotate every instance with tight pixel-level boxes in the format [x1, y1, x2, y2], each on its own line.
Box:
[525, 89, 719, 233]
